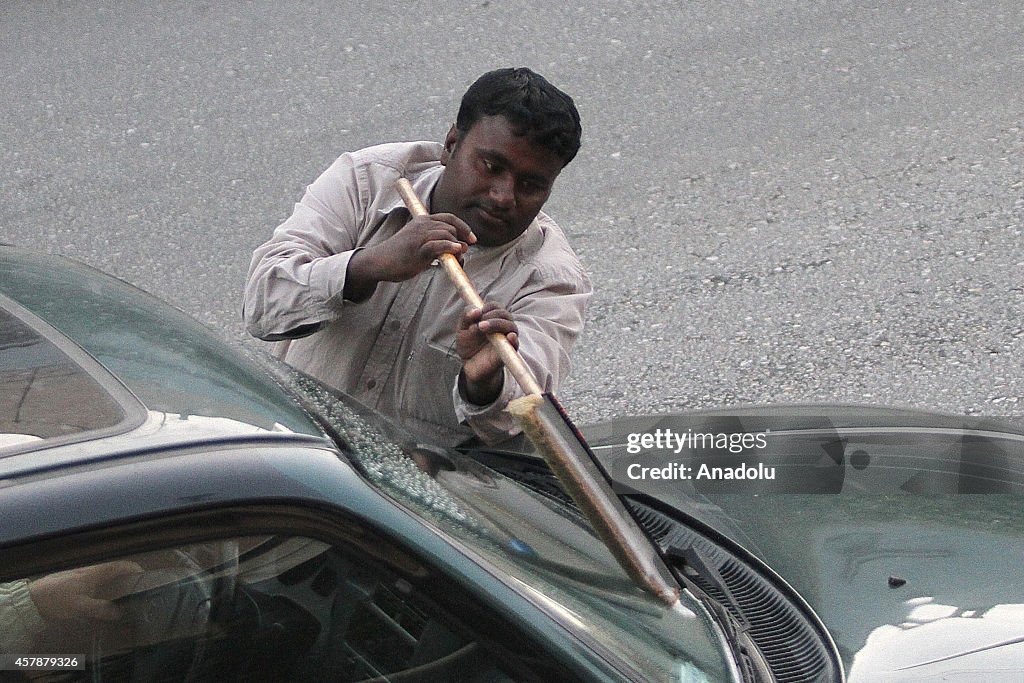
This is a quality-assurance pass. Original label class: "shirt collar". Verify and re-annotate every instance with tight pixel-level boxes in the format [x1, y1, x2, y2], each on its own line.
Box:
[377, 164, 445, 216]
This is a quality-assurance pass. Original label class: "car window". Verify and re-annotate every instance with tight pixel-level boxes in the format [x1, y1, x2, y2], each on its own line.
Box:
[0, 305, 133, 453]
[1, 534, 525, 682]
[0, 250, 324, 439]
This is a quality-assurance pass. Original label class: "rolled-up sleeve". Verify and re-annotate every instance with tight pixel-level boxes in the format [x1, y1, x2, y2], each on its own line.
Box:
[243, 153, 367, 341]
[0, 580, 45, 653]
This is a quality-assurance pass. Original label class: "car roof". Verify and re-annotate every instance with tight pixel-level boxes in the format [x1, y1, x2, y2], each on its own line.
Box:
[0, 246, 326, 474]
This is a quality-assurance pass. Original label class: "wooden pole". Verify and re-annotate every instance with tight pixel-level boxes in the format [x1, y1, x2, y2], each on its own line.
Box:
[395, 178, 544, 396]
[395, 178, 681, 607]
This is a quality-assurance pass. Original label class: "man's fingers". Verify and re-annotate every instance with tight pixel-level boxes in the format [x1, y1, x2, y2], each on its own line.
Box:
[461, 303, 517, 339]
[74, 595, 125, 622]
[420, 239, 468, 260]
[415, 215, 475, 246]
[90, 560, 144, 583]
[90, 561, 146, 600]
[408, 217, 472, 250]
[477, 317, 516, 336]
[475, 302, 517, 337]
[431, 212, 477, 245]
[459, 306, 483, 330]
[478, 304, 512, 320]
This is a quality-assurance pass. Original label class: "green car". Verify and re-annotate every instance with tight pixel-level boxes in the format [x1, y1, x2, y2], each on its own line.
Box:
[2, 245, 1022, 682]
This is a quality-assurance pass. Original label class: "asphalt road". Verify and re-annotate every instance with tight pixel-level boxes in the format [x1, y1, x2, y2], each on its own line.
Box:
[3, 1, 1022, 423]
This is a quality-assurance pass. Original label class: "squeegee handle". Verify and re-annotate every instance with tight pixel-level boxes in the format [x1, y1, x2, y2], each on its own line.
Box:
[395, 178, 544, 396]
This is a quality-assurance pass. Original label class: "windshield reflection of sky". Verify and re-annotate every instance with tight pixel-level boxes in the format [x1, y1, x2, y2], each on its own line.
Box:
[146, 411, 296, 437]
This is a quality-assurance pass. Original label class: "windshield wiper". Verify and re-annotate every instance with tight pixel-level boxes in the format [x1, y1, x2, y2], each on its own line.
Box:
[665, 543, 775, 683]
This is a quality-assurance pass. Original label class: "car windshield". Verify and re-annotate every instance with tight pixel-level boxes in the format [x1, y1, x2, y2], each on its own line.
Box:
[276, 366, 734, 683]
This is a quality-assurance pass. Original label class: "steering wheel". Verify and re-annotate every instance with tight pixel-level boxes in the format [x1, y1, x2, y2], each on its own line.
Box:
[90, 549, 216, 682]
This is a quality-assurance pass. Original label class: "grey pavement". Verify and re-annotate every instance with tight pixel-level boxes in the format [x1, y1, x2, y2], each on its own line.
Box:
[2, 1, 1022, 423]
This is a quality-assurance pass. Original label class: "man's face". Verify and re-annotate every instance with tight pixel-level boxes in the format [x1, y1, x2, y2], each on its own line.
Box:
[431, 115, 565, 247]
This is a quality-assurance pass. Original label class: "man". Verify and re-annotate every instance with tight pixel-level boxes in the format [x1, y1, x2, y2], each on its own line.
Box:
[244, 68, 590, 447]
[0, 561, 142, 653]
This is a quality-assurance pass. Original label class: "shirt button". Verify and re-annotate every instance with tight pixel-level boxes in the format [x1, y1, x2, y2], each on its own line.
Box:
[389, 320, 401, 331]
[366, 379, 376, 390]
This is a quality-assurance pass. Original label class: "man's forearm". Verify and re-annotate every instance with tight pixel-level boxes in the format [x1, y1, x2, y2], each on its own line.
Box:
[342, 248, 380, 303]
[243, 247, 354, 340]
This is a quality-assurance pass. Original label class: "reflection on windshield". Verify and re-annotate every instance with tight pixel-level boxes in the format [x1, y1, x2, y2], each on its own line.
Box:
[147, 412, 296, 437]
[281, 369, 731, 683]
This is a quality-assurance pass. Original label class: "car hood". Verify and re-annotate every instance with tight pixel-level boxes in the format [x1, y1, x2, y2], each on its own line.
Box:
[583, 404, 1024, 682]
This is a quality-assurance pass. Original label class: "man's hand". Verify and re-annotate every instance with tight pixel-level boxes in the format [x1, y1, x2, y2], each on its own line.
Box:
[28, 560, 144, 623]
[345, 213, 476, 301]
[457, 303, 518, 406]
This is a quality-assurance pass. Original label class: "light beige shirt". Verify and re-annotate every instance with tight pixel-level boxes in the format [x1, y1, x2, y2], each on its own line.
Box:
[244, 141, 591, 446]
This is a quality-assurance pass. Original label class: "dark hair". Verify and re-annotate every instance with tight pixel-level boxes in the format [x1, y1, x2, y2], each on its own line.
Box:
[456, 67, 582, 166]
